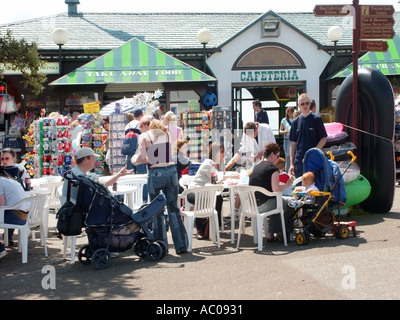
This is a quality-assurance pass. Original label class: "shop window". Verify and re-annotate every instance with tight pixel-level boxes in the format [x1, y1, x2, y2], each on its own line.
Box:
[65, 92, 98, 106]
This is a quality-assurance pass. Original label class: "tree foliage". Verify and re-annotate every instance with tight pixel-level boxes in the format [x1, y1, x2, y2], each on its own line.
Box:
[0, 30, 46, 95]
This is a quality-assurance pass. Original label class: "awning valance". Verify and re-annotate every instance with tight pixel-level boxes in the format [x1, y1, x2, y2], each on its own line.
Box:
[50, 37, 216, 86]
[329, 35, 400, 79]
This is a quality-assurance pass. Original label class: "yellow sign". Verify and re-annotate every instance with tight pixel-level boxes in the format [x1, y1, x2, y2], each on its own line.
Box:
[83, 101, 100, 113]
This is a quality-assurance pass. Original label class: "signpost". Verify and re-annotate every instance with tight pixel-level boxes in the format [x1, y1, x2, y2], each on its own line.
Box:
[314, 2, 395, 159]
[313, 5, 348, 16]
[360, 5, 395, 40]
[360, 40, 388, 52]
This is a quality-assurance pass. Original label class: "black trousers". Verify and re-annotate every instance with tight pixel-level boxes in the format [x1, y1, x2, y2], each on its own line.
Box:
[187, 193, 223, 231]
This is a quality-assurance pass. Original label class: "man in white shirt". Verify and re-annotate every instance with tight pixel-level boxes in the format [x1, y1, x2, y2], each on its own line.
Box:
[124, 109, 143, 133]
[225, 121, 276, 171]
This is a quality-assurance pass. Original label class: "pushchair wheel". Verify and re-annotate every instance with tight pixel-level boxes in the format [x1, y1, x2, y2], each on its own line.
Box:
[78, 245, 92, 265]
[335, 225, 350, 239]
[134, 237, 151, 258]
[296, 231, 310, 246]
[155, 240, 167, 259]
[91, 248, 111, 270]
[146, 242, 163, 262]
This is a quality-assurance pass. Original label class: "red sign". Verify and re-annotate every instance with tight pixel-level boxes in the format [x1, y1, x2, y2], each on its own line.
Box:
[360, 40, 388, 52]
[360, 28, 395, 40]
[361, 5, 395, 17]
[313, 5, 349, 16]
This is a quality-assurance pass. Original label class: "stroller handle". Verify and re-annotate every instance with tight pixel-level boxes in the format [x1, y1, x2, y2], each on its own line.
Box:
[327, 151, 335, 161]
[347, 151, 357, 163]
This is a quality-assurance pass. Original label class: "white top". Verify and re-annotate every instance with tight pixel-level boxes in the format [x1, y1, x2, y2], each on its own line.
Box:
[125, 119, 139, 132]
[238, 123, 276, 157]
[189, 159, 213, 188]
[70, 124, 83, 141]
[257, 123, 276, 151]
[0, 176, 29, 210]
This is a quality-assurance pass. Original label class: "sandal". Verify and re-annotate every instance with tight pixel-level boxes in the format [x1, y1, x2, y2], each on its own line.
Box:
[266, 233, 275, 243]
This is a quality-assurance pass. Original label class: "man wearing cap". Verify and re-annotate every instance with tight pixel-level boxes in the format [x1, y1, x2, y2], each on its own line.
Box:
[124, 109, 143, 134]
[60, 147, 133, 205]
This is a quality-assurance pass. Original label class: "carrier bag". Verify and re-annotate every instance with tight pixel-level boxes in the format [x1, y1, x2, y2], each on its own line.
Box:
[56, 178, 85, 236]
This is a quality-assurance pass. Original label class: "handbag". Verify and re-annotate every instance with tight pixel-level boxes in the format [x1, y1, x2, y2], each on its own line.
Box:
[56, 179, 84, 236]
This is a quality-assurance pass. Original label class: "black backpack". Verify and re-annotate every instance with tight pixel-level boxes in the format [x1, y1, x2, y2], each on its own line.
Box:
[56, 175, 85, 236]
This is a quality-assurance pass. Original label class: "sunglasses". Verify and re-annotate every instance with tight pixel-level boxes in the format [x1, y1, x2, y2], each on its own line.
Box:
[1, 157, 10, 160]
[300, 101, 310, 106]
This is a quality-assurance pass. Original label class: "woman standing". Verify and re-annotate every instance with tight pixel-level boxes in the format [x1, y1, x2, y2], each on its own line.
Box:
[279, 107, 295, 173]
[132, 119, 188, 255]
[0, 166, 29, 250]
[162, 111, 183, 147]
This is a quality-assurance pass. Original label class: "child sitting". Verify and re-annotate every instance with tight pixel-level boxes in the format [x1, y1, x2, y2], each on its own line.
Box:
[288, 171, 319, 208]
[276, 157, 293, 196]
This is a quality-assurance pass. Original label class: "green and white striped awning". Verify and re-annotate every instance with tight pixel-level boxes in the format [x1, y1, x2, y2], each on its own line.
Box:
[329, 35, 400, 79]
[50, 37, 216, 85]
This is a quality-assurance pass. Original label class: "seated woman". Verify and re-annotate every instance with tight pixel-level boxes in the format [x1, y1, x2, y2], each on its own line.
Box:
[187, 142, 224, 240]
[1, 147, 31, 191]
[248, 142, 295, 242]
[0, 165, 29, 249]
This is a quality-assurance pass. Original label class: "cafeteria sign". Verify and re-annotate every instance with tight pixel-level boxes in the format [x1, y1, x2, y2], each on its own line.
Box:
[240, 70, 299, 82]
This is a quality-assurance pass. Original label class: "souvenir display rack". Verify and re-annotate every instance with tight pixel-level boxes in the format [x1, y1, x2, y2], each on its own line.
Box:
[79, 113, 105, 175]
[181, 111, 210, 163]
[211, 106, 233, 166]
[36, 116, 73, 177]
[108, 113, 127, 174]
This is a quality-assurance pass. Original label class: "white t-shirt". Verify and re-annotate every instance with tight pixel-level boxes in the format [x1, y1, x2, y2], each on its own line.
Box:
[257, 123, 276, 151]
[125, 119, 139, 132]
[0, 176, 29, 210]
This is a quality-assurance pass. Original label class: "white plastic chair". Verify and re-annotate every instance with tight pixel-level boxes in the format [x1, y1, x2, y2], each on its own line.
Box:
[178, 175, 195, 208]
[117, 177, 148, 209]
[0, 193, 48, 263]
[41, 180, 64, 213]
[178, 185, 224, 252]
[179, 175, 195, 190]
[63, 235, 77, 264]
[235, 185, 287, 251]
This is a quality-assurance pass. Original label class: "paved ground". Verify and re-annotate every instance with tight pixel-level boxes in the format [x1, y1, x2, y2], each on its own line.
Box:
[1, 185, 400, 304]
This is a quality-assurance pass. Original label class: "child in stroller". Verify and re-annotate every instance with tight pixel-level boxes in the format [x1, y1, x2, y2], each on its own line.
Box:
[65, 172, 167, 269]
[288, 171, 319, 209]
[288, 148, 356, 245]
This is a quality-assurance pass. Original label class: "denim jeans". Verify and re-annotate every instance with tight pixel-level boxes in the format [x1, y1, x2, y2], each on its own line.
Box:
[147, 165, 188, 254]
[283, 138, 290, 173]
[5, 210, 27, 242]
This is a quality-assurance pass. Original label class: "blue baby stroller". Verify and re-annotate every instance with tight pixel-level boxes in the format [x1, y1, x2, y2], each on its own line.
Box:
[64, 172, 167, 269]
[289, 148, 357, 245]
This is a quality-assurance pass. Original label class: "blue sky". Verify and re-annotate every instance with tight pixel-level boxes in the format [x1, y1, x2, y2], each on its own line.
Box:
[2, 0, 399, 25]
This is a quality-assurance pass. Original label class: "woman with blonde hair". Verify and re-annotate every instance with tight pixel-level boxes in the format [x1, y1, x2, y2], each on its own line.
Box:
[132, 119, 188, 255]
[162, 110, 182, 146]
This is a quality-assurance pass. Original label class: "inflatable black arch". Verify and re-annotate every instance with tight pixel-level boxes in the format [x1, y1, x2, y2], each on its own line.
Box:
[335, 67, 395, 213]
